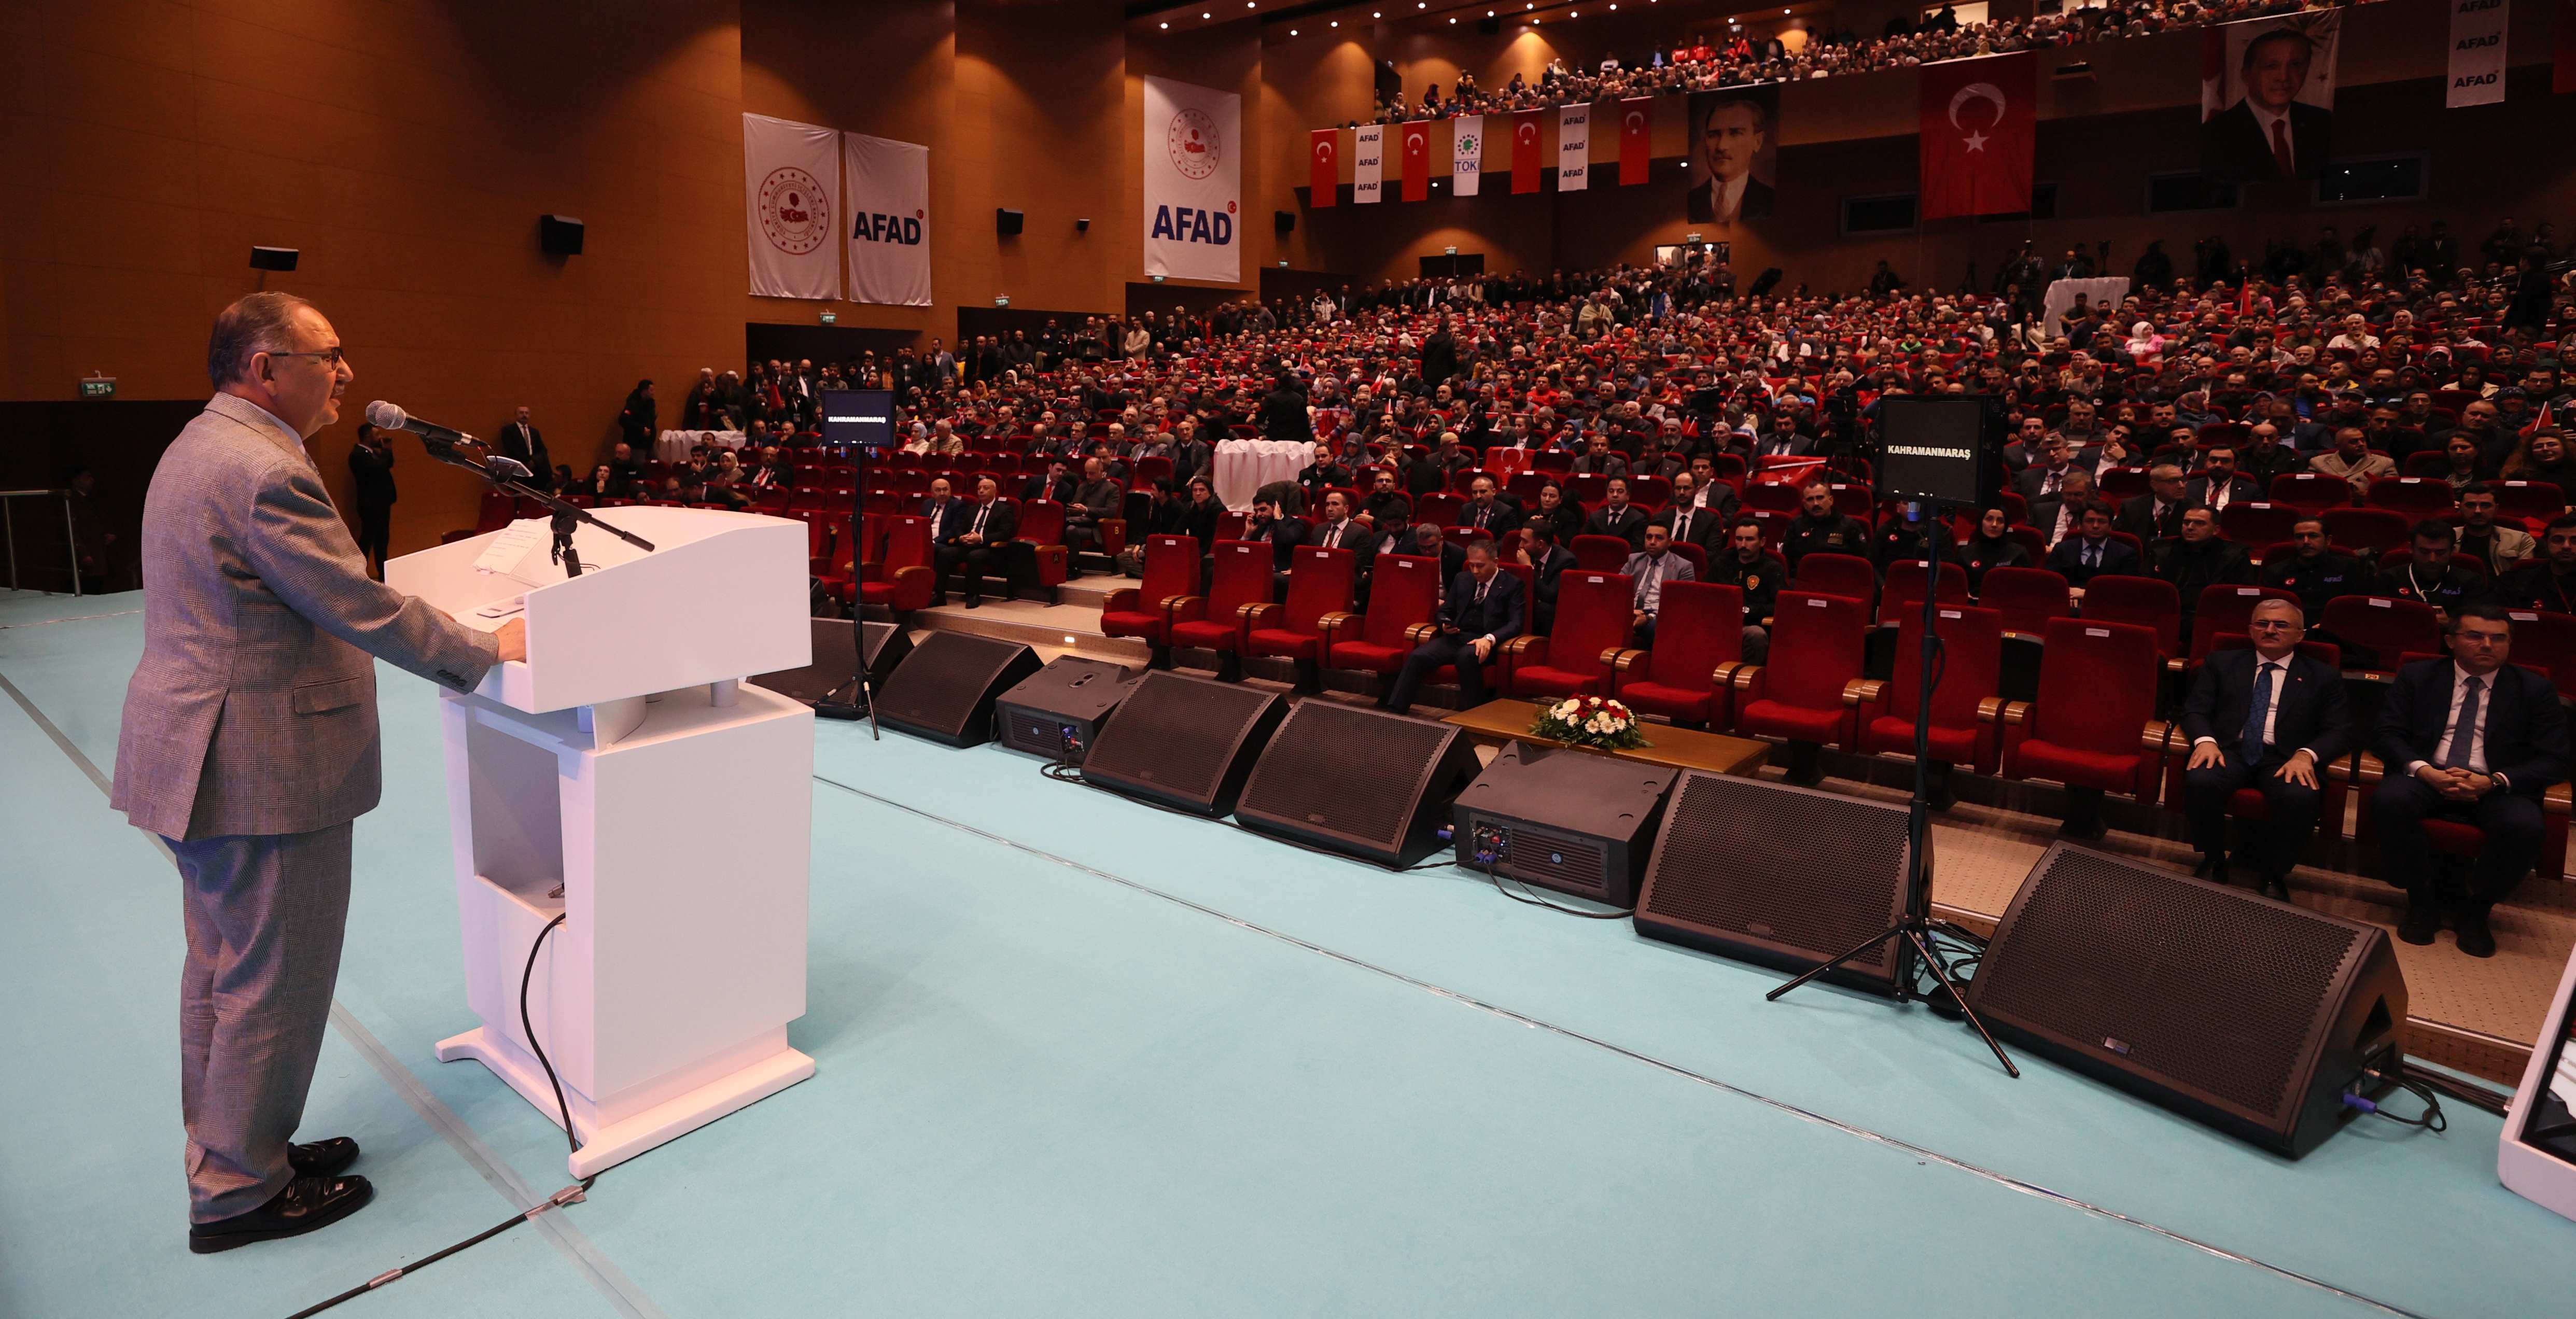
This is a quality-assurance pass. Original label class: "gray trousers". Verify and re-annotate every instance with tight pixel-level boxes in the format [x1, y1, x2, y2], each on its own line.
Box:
[167, 822, 353, 1223]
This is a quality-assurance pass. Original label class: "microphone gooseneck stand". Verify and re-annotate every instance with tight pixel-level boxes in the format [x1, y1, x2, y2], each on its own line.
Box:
[421, 437, 656, 575]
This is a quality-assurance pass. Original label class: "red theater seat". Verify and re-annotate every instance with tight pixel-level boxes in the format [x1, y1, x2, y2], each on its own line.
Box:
[1502, 569, 1632, 698]
[1856, 604, 2006, 775]
[1732, 590, 1868, 748]
[2003, 616, 2163, 804]
[854, 515, 935, 614]
[1609, 581, 1745, 728]
[1322, 552, 1443, 677]
[1242, 546, 1355, 671]
[1167, 540, 1273, 661]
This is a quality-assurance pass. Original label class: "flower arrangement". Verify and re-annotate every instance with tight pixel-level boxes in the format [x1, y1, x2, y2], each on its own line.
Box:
[1531, 695, 1650, 751]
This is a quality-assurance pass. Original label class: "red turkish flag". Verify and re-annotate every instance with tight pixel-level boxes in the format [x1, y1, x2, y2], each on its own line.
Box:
[2558, 0, 2576, 93]
[1401, 121, 1431, 202]
[1919, 53, 2035, 220]
[1309, 128, 1337, 207]
[1618, 98, 1651, 186]
[1511, 110, 1544, 194]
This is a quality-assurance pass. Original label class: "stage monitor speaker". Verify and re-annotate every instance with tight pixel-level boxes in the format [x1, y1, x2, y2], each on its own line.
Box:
[996, 207, 1024, 235]
[1237, 703, 1480, 866]
[751, 620, 911, 715]
[1633, 771, 1917, 992]
[1081, 670, 1285, 816]
[875, 632, 1041, 747]
[1453, 743, 1676, 906]
[995, 657, 1135, 764]
[540, 214, 585, 255]
[1964, 843, 2407, 1158]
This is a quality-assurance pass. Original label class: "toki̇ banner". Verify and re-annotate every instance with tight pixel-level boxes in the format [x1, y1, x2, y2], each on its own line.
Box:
[1557, 102, 1590, 191]
[1143, 76, 1241, 283]
[1310, 128, 1339, 206]
[1510, 110, 1544, 194]
[1353, 123, 1385, 203]
[1400, 120, 1432, 202]
[1450, 115, 1484, 197]
[2446, 0, 2509, 107]
[842, 132, 930, 307]
[743, 113, 839, 300]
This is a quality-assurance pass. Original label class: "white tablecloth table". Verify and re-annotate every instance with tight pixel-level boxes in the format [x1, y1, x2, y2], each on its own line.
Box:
[2041, 277, 2131, 341]
[1213, 439, 1312, 510]
[655, 429, 748, 463]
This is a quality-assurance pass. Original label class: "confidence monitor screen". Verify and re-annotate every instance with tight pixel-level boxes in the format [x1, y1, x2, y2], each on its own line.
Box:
[1878, 395, 1993, 507]
[821, 389, 894, 450]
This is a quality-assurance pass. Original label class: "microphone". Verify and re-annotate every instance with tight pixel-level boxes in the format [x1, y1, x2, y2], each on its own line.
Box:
[365, 400, 477, 450]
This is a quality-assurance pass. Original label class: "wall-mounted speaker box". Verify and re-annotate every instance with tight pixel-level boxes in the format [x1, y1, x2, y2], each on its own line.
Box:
[249, 245, 299, 271]
[1275, 210, 1296, 234]
[874, 632, 1041, 747]
[996, 208, 1024, 235]
[540, 214, 585, 255]
[1633, 771, 1919, 992]
[752, 620, 911, 715]
[1236, 702, 1480, 866]
[1964, 843, 2407, 1158]
[995, 657, 1135, 764]
[1082, 671, 1285, 816]
[1453, 743, 1676, 906]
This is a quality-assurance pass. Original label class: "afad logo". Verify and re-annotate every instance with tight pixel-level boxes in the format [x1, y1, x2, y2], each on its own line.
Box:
[1152, 200, 1235, 246]
[855, 208, 925, 245]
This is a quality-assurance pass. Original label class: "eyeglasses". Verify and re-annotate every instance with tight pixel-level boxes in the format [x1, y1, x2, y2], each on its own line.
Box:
[2247, 620, 2302, 633]
[266, 347, 347, 367]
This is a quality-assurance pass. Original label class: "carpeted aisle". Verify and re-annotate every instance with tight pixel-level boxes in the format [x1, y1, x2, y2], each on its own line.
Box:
[5, 588, 2573, 1318]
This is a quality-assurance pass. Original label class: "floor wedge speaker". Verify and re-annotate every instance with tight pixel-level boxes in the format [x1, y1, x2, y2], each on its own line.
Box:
[1964, 843, 2407, 1158]
[995, 657, 1135, 763]
[1454, 743, 1676, 906]
[875, 632, 1041, 747]
[1237, 703, 1480, 866]
[1082, 671, 1285, 815]
[752, 620, 911, 712]
[1633, 771, 1919, 992]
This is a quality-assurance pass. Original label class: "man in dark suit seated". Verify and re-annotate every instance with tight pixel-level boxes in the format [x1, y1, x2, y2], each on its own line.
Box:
[1583, 478, 1652, 551]
[1297, 440, 1352, 509]
[1020, 458, 1076, 504]
[1458, 474, 1522, 538]
[933, 476, 1016, 609]
[1655, 474, 1727, 553]
[1511, 526, 1576, 634]
[1782, 477, 1868, 570]
[2199, 27, 2333, 184]
[2181, 599, 2353, 900]
[2044, 502, 2141, 587]
[1625, 524, 1695, 644]
[1383, 539, 1525, 715]
[920, 476, 968, 545]
[2183, 445, 2263, 513]
[2115, 462, 2189, 545]
[2371, 604, 2571, 957]
[1243, 496, 1309, 596]
[2151, 506, 2255, 640]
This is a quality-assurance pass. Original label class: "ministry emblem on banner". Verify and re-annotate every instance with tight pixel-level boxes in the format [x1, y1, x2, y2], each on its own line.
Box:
[758, 167, 832, 256]
[1169, 109, 1221, 181]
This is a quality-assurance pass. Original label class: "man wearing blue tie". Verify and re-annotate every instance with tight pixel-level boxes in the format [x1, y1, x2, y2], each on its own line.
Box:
[1383, 540, 1525, 715]
[2179, 599, 2352, 900]
[2371, 604, 2570, 957]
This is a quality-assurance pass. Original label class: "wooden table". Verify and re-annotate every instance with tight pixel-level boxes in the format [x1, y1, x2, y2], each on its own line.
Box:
[1444, 699, 1770, 777]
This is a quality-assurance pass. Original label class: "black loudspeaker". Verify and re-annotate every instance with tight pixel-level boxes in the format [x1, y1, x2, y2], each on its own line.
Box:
[540, 214, 585, 255]
[1275, 210, 1296, 234]
[995, 657, 1135, 764]
[1477, 15, 1501, 32]
[249, 245, 299, 271]
[1453, 743, 1676, 906]
[1745, 267, 1784, 296]
[1964, 844, 2407, 1158]
[750, 620, 911, 715]
[875, 632, 1041, 747]
[1236, 703, 1480, 866]
[1633, 771, 1919, 992]
[1082, 671, 1285, 816]
[996, 208, 1024, 235]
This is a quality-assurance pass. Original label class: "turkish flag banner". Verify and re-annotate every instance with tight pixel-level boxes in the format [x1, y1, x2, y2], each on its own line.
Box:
[1618, 99, 1652, 185]
[1511, 110, 1545, 194]
[2557, 0, 2576, 93]
[1402, 121, 1431, 202]
[1919, 53, 2035, 220]
[1310, 128, 1337, 207]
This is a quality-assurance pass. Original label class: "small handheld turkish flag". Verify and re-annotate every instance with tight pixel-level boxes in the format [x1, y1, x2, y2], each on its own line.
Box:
[1511, 110, 1545, 194]
[1310, 128, 1337, 208]
[1618, 98, 1651, 186]
[1402, 121, 1430, 202]
[1919, 53, 2035, 220]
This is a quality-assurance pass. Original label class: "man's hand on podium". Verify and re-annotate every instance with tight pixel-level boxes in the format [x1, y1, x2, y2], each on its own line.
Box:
[495, 618, 528, 663]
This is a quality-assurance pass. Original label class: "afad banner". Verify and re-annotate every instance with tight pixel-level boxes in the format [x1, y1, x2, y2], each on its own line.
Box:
[842, 132, 930, 307]
[1557, 102, 1591, 192]
[1353, 123, 1385, 203]
[1143, 76, 1241, 283]
[744, 113, 839, 300]
[2446, 0, 2508, 107]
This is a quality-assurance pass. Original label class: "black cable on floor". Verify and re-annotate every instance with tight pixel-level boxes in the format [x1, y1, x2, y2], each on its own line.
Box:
[1476, 852, 1634, 920]
[284, 916, 596, 1319]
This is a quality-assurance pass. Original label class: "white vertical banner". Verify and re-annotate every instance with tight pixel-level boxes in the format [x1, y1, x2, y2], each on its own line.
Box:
[1143, 76, 1242, 283]
[1558, 103, 1591, 191]
[743, 113, 840, 300]
[841, 132, 931, 306]
[1352, 124, 1384, 203]
[2447, 0, 2509, 106]
[1450, 115, 1485, 197]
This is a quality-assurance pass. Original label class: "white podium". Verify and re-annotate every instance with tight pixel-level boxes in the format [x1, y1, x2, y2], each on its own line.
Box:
[388, 507, 816, 1176]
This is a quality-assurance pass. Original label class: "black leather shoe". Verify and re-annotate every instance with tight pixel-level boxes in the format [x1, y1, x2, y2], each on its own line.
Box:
[963, 596, 982, 609]
[188, 1174, 373, 1254]
[2257, 875, 2292, 902]
[2193, 852, 2227, 880]
[2396, 899, 2440, 946]
[2456, 907, 2498, 958]
[2057, 816, 2108, 842]
[287, 1137, 360, 1179]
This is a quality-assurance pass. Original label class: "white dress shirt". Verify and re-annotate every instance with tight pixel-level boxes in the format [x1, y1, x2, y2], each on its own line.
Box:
[2408, 662, 2504, 785]
[2192, 654, 2316, 762]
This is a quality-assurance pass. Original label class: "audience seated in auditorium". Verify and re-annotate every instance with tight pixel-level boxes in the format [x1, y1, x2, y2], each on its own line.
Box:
[1626, 524, 1693, 645]
[2182, 598, 2352, 901]
[1382, 539, 1523, 717]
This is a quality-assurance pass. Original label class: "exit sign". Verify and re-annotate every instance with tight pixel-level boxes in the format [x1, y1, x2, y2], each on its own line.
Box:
[820, 311, 837, 325]
[80, 374, 117, 399]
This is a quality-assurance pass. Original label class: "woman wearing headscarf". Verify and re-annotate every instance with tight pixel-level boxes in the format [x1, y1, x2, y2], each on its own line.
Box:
[1960, 507, 2033, 597]
[2122, 322, 2164, 362]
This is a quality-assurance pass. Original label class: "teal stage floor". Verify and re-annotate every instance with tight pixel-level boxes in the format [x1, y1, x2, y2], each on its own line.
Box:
[5, 587, 2574, 1318]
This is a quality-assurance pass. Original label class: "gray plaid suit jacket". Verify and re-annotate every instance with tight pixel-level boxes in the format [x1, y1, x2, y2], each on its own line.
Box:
[111, 394, 501, 840]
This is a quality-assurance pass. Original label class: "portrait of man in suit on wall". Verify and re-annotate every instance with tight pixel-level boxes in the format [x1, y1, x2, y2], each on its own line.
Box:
[1685, 89, 1777, 226]
[2200, 19, 2337, 184]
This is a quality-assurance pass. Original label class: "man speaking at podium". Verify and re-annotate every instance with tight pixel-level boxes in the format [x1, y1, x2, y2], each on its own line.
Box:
[109, 292, 528, 1253]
